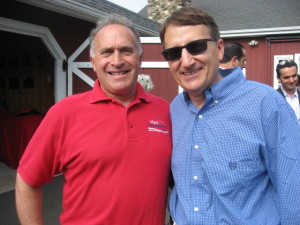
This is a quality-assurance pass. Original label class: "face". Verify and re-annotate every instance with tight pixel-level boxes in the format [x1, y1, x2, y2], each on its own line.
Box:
[277, 66, 298, 92]
[163, 24, 224, 98]
[237, 48, 247, 68]
[90, 24, 141, 100]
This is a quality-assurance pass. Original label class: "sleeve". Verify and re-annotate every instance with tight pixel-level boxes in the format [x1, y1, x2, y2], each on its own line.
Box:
[261, 91, 300, 224]
[17, 103, 67, 187]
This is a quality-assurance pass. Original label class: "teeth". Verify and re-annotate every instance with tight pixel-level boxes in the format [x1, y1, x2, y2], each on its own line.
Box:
[109, 71, 127, 75]
[183, 69, 200, 76]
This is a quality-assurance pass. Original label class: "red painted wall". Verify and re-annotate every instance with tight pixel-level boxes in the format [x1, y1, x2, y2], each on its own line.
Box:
[2, 1, 300, 103]
[223, 37, 300, 87]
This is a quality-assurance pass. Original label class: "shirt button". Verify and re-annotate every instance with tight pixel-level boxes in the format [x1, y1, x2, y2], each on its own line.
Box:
[214, 100, 219, 104]
[194, 176, 198, 180]
[194, 207, 199, 212]
[129, 124, 133, 128]
[194, 145, 199, 150]
[198, 115, 203, 119]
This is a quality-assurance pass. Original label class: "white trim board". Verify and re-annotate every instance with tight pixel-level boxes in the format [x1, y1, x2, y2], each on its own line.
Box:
[0, 17, 67, 103]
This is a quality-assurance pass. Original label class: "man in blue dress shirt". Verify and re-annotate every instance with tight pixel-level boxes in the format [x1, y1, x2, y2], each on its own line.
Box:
[160, 6, 300, 225]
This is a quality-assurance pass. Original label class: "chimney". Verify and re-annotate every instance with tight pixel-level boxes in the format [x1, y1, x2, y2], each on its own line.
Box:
[147, 0, 191, 23]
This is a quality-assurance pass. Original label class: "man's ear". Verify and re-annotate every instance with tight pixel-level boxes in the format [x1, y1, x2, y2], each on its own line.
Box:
[277, 75, 281, 82]
[231, 56, 238, 67]
[139, 54, 142, 66]
[90, 56, 96, 72]
[137, 54, 143, 74]
[217, 39, 224, 61]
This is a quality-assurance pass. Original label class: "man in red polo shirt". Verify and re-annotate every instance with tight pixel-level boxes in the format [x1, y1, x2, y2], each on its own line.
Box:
[15, 14, 172, 225]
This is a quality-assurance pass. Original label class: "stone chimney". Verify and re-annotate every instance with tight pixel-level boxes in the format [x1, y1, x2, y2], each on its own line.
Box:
[147, 0, 191, 23]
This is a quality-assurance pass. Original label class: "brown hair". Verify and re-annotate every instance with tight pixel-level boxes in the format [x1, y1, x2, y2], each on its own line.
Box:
[160, 6, 220, 47]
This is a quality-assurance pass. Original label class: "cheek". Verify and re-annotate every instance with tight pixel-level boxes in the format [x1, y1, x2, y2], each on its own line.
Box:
[168, 62, 179, 74]
[94, 60, 108, 72]
[132, 56, 142, 69]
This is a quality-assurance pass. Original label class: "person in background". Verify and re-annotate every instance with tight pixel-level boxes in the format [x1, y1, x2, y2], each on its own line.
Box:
[219, 42, 246, 69]
[15, 14, 172, 225]
[160, 6, 300, 225]
[276, 59, 300, 124]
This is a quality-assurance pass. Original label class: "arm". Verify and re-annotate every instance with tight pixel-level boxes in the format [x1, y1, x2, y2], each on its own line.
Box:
[15, 172, 44, 225]
[262, 93, 300, 224]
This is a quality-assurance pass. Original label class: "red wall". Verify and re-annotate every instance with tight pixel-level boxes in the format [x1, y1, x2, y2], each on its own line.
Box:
[223, 37, 300, 87]
[1, 1, 94, 58]
[2, 1, 300, 103]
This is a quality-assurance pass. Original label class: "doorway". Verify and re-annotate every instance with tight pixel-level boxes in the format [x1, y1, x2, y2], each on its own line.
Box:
[0, 31, 54, 114]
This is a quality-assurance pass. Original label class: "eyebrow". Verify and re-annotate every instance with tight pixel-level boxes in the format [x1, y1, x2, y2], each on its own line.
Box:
[282, 74, 298, 79]
[99, 45, 136, 54]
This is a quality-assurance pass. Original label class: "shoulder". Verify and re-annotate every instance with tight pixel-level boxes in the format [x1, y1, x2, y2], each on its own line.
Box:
[243, 80, 280, 96]
[277, 87, 284, 95]
[171, 92, 185, 105]
[170, 93, 186, 110]
[145, 92, 170, 107]
[237, 80, 288, 110]
[47, 91, 91, 116]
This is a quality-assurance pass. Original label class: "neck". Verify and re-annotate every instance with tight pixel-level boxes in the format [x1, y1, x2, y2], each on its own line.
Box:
[282, 87, 296, 97]
[115, 94, 136, 107]
[190, 93, 206, 109]
[104, 90, 136, 107]
[220, 60, 235, 69]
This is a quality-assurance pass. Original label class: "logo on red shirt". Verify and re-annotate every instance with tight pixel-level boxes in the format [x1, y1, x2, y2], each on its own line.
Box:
[148, 120, 169, 133]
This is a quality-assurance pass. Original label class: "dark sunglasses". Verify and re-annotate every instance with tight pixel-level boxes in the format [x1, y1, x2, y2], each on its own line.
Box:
[161, 38, 217, 61]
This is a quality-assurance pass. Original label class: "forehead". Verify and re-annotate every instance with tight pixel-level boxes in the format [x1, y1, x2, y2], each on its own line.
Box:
[280, 66, 298, 75]
[164, 24, 211, 47]
[95, 24, 137, 47]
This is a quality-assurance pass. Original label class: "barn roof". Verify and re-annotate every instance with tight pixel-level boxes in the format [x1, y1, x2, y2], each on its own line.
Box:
[17, 0, 161, 37]
[139, 0, 300, 38]
[17, 0, 300, 38]
[192, 0, 300, 31]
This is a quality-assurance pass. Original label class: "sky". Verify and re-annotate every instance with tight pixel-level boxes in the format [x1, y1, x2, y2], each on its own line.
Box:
[107, 0, 148, 13]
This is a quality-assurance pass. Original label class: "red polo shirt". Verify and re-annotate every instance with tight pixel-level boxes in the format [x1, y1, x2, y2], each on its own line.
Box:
[18, 80, 172, 225]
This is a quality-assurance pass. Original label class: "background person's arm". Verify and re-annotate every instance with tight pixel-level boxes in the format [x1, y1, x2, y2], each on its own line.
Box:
[15, 172, 44, 225]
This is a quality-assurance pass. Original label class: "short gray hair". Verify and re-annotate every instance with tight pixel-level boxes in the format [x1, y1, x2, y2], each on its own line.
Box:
[89, 14, 142, 57]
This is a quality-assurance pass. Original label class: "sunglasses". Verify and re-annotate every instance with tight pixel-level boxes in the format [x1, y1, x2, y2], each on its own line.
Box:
[161, 38, 217, 61]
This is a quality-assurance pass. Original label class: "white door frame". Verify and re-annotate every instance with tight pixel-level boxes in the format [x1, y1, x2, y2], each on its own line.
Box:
[295, 54, 300, 74]
[0, 17, 67, 103]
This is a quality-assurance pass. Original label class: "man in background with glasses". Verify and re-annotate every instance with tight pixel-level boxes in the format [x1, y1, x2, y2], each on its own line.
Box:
[276, 59, 300, 125]
[160, 6, 300, 225]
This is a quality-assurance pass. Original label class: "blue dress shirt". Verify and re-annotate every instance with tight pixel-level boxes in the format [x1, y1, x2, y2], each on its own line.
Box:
[169, 67, 300, 225]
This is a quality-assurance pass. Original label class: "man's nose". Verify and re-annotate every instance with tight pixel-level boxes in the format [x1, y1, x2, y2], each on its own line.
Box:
[111, 52, 123, 66]
[180, 48, 195, 66]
